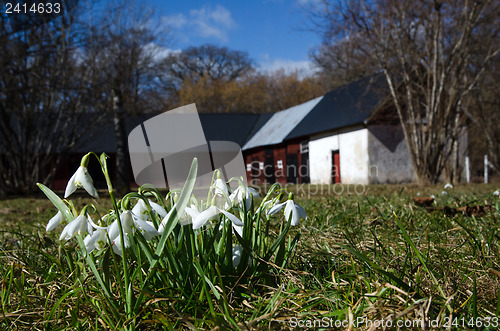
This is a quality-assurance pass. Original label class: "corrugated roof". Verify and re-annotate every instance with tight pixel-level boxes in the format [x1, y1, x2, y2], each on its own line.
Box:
[285, 75, 387, 140]
[242, 96, 323, 150]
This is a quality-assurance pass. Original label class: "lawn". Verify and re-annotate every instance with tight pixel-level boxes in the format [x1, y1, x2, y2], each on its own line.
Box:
[0, 183, 499, 330]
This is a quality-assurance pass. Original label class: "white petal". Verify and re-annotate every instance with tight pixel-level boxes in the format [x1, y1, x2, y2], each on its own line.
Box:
[75, 167, 99, 198]
[232, 245, 242, 267]
[284, 201, 300, 226]
[192, 206, 219, 230]
[120, 211, 134, 234]
[59, 215, 86, 241]
[94, 229, 108, 251]
[83, 234, 96, 253]
[107, 220, 119, 242]
[295, 203, 308, 219]
[134, 218, 160, 240]
[46, 211, 63, 231]
[185, 205, 200, 219]
[64, 171, 78, 198]
[149, 200, 167, 218]
[247, 187, 260, 199]
[219, 209, 244, 226]
[267, 202, 286, 216]
[214, 178, 229, 197]
[132, 200, 148, 221]
[111, 234, 130, 255]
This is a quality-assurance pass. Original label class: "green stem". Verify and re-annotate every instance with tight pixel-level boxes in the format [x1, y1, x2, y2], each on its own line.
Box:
[98, 153, 132, 317]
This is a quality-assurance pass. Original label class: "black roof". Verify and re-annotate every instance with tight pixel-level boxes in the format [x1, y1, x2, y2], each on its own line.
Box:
[285, 75, 387, 140]
[74, 112, 269, 153]
[199, 113, 270, 147]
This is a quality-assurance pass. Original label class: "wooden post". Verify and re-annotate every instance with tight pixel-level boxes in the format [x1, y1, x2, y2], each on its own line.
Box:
[484, 155, 488, 184]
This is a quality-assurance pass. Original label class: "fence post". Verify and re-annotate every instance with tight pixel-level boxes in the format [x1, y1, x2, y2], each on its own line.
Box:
[484, 155, 488, 184]
[465, 156, 470, 183]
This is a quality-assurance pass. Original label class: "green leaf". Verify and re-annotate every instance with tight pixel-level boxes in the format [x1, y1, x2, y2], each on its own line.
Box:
[37, 183, 74, 222]
[194, 261, 221, 300]
[155, 158, 198, 258]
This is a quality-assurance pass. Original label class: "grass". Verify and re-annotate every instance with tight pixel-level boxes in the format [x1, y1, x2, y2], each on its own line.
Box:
[1, 183, 499, 330]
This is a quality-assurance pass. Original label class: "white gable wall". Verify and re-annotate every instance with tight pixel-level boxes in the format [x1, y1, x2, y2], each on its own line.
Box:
[309, 127, 370, 184]
[367, 125, 416, 183]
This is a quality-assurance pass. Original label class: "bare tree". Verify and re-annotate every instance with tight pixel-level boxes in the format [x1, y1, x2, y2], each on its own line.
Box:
[87, 0, 170, 193]
[0, 2, 99, 195]
[161, 44, 253, 89]
[309, 0, 500, 184]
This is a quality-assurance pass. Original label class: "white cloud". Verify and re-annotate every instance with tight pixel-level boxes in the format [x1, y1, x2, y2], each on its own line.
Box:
[164, 13, 188, 29]
[162, 5, 236, 43]
[259, 57, 319, 78]
[143, 43, 180, 62]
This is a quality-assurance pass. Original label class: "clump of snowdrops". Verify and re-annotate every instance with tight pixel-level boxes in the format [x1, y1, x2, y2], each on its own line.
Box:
[37, 152, 306, 329]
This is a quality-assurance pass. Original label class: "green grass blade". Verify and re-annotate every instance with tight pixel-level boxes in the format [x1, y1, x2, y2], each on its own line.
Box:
[395, 215, 451, 312]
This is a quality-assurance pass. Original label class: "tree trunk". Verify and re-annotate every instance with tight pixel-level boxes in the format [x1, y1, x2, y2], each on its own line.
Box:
[112, 89, 131, 195]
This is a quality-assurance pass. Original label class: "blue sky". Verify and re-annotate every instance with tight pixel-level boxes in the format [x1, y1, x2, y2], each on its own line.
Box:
[147, 0, 322, 74]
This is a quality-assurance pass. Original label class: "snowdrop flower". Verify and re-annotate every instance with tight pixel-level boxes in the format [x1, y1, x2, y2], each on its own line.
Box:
[132, 199, 166, 221]
[132, 199, 149, 221]
[213, 178, 229, 198]
[261, 195, 283, 213]
[59, 214, 89, 241]
[218, 209, 245, 236]
[108, 211, 134, 255]
[149, 200, 167, 218]
[228, 184, 260, 209]
[132, 215, 160, 241]
[267, 194, 307, 226]
[444, 183, 453, 189]
[158, 202, 195, 233]
[192, 205, 220, 230]
[83, 228, 107, 253]
[493, 190, 499, 196]
[64, 166, 98, 198]
[46, 211, 64, 231]
[182, 204, 201, 225]
[191, 204, 244, 231]
[232, 245, 242, 268]
[430, 194, 436, 199]
[441, 191, 447, 196]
